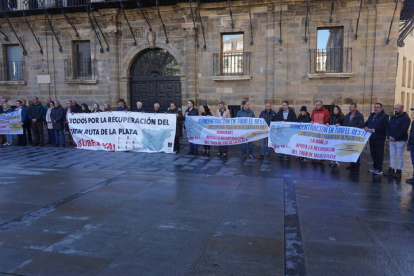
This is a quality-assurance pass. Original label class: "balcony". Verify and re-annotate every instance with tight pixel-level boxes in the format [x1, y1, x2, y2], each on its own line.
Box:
[64, 59, 98, 84]
[0, 61, 26, 84]
[307, 48, 353, 79]
[212, 52, 251, 81]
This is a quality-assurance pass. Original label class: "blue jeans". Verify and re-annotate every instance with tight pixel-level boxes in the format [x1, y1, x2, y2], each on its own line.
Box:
[54, 129, 65, 146]
[5, 135, 13, 142]
[48, 129, 56, 144]
[260, 138, 270, 155]
[242, 142, 253, 155]
[189, 143, 198, 153]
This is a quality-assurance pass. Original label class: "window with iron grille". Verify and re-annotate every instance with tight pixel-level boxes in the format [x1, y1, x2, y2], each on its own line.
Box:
[2, 44, 24, 81]
[213, 33, 250, 76]
[65, 40, 95, 81]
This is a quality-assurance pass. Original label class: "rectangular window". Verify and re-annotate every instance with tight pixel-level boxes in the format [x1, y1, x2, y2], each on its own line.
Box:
[4, 44, 23, 80]
[316, 27, 344, 73]
[402, 57, 407, 87]
[73, 41, 91, 78]
[221, 33, 244, 76]
[408, 60, 412, 88]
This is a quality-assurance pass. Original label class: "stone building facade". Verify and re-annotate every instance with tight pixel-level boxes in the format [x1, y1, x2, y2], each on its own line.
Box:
[395, 31, 414, 113]
[0, 0, 402, 116]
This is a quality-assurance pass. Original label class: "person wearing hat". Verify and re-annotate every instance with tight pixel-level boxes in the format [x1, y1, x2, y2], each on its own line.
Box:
[116, 99, 130, 111]
[343, 103, 365, 170]
[297, 106, 311, 162]
[297, 106, 311, 123]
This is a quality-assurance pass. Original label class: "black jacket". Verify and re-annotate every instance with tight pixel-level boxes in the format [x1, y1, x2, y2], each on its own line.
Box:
[135, 108, 144, 112]
[329, 114, 344, 126]
[28, 102, 45, 122]
[259, 109, 277, 126]
[364, 110, 389, 140]
[167, 108, 184, 136]
[408, 121, 414, 146]
[297, 113, 311, 123]
[343, 110, 365, 128]
[50, 106, 65, 130]
[387, 112, 410, 141]
[72, 104, 81, 113]
[276, 107, 297, 122]
[185, 108, 198, 116]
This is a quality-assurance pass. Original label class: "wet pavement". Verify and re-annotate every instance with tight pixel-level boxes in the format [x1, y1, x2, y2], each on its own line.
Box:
[0, 142, 413, 276]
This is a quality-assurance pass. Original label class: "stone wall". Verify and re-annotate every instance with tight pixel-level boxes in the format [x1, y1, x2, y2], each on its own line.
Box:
[0, 0, 401, 117]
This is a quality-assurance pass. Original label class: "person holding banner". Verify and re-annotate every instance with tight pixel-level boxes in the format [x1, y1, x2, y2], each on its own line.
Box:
[200, 105, 212, 156]
[237, 101, 255, 159]
[343, 103, 365, 170]
[135, 101, 144, 112]
[92, 103, 102, 113]
[216, 101, 231, 157]
[297, 106, 311, 162]
[2, 103, 14, 146]
[154, 103, 162, 113]
[311, 100, 330, 165]
[116, 99, 130, 111]
[15, 100, 27, 146]
[364, 103, 389, 175]
[185, 100, 199, 155]
[28, 97, 45, 147]
[167, 102, 184, 153]
[327, 105, 344, 167]
[384, 103, 410, 179]
[258, 103, 277, 160]
[103, 103, 112, 112]
[275, 101, 297, 160]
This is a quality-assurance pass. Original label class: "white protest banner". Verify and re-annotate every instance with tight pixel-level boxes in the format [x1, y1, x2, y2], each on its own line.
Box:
[268, 122, 371, 162]
[68, 112, 176, 153]
[0, 110, 23, 135]
[184, 116, 269, 146]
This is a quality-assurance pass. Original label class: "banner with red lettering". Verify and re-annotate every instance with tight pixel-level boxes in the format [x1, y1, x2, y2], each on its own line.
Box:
[68, 112, 176, 153]
[268, 122, 371, 162]
[184, 116, 269, 146]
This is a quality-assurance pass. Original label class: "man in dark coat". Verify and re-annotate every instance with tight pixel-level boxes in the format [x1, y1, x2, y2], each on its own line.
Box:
[258, 103, 277, 159]
[406, 116, 414, 184]
[275, 101, 297, 122]
[185, 100, 199, 155]
[343, 103, 365, 170]
[384, 103, 410, 178]
[28, 96, 45, 146]
[51, 101, 66, 147]
[364, 103, 389, 175]
[167, 102, 184, 153]
[116, 99, 130, 111]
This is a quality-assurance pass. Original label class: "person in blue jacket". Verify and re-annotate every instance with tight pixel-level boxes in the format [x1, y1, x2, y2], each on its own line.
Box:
[185, 100, 199, 155]
[15, 100, 27, 146]
[237, 101, 255, 159]
[364, 103, 389, 175]
[383, 103, 410, 178]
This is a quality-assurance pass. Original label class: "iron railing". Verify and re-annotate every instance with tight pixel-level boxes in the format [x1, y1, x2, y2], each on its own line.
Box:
[0, 61, 25, 81]
[0, 0, 107, 11]
[309, 48, 352, 74]
[64, 59, 96, 80]
[213, 52, 250, 76]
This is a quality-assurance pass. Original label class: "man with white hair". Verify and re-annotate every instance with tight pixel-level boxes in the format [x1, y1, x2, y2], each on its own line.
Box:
[384, 103, 410, 178]
[135, 101, 144, 112]
[153, 103, 161, 113]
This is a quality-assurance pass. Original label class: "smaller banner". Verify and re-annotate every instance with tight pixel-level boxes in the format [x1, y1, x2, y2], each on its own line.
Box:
[68, 112, 176, 153]
[185, 116, 269, 146]
[0, 110, 23, 134]
[268, 122, 371, 162]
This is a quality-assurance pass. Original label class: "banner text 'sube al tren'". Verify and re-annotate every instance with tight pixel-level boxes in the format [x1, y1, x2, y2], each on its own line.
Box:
[268, 122, 371, 162]
[68, 112, 176, 153]
[185, 116, 269, 146]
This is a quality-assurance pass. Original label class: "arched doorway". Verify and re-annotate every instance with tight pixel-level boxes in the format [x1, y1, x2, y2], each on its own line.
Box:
[130, 48, 181, 112]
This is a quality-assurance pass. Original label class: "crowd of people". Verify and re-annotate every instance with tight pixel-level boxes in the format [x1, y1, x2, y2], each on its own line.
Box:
[2, 97, 414, 183]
